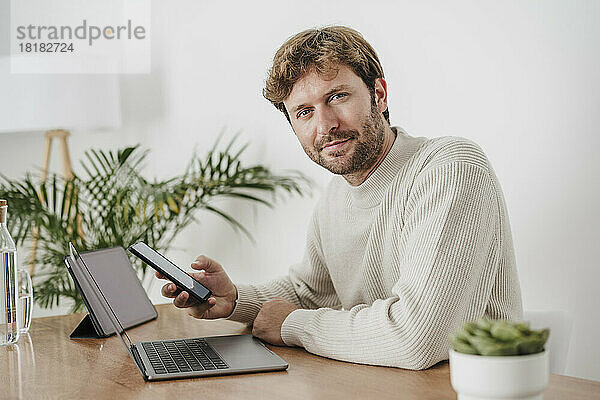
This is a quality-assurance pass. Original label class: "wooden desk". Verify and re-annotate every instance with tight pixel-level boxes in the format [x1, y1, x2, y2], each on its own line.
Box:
[1, 304, 598, 399]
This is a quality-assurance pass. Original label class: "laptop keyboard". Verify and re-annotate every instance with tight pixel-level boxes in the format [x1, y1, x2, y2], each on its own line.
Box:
[142, 338, 229, 375]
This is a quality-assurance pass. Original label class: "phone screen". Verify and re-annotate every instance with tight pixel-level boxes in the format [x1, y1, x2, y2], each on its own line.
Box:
[129, 242, 211, 301]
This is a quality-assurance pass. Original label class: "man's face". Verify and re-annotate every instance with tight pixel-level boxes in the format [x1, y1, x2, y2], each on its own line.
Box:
[283, 65, 387, 176]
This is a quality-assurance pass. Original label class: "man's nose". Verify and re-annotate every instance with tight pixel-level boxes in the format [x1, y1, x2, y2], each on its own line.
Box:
[315, 107, 339, 137]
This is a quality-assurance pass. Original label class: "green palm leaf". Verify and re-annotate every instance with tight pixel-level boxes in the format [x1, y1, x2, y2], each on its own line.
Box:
[0, 135, 309, 312]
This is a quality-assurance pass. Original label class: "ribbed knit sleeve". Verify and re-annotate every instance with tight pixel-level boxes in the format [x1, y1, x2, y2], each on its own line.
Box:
[280, 161, 501, 370]
[227, 208, 342, 324]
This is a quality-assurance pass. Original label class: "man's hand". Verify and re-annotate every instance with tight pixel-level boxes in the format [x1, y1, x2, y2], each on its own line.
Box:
[252, 298, 300, 346]
[156, 255, 237, 319]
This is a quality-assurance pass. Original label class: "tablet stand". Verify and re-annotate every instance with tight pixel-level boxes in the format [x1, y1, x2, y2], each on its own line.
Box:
[70, 314, 108, 339]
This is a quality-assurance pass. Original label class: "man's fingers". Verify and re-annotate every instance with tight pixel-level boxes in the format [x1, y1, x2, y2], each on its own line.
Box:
[191, 255, 220, 272]
[182, 292, 217, 318]
[155, 271, 169, 280]
[161, 283, 180, 298]
[189, 270, 206, 283]
[173, 291, 191, 308]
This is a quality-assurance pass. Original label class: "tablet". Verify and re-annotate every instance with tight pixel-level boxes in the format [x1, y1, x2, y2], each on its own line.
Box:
[65, 246, 157, 337]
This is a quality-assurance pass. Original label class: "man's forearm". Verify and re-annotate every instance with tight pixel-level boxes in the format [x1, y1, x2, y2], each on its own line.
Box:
[280, 294, 470, 370]
[226, 278, 303, 324]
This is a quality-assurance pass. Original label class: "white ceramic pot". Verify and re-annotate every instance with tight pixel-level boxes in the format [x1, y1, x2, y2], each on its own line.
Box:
[449, 349, 549, 400]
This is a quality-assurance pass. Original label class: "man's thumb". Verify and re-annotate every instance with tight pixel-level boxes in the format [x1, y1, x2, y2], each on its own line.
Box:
[191, 256, 220, 272]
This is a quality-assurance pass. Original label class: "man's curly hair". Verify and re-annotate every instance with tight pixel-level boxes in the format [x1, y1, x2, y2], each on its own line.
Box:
[263, 26, 389, 124]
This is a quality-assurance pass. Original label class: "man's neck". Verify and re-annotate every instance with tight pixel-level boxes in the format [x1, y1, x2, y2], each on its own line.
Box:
[343, 125, 397, 186]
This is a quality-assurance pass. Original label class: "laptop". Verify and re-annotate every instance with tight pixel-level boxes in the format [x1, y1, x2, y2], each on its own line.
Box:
[66, 242, 288, 381]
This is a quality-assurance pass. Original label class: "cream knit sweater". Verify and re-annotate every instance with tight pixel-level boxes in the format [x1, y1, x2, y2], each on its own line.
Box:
[228, 127, 523, 370]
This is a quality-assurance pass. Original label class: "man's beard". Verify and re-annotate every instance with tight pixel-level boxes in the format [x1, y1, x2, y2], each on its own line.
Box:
[302, 100, 386, 176]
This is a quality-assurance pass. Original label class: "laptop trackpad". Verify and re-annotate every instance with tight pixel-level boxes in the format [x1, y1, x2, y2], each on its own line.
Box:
[205, 334, 288, 370]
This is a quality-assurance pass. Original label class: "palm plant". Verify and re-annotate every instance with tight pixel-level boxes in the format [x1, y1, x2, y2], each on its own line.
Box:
[0, 136, 308, 312]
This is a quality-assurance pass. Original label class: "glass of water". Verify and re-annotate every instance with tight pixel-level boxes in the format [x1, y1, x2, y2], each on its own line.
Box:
[17, 269, 33, 333]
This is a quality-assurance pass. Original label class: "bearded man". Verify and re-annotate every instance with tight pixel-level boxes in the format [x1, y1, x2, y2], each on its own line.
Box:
[158, 26, 523, 370]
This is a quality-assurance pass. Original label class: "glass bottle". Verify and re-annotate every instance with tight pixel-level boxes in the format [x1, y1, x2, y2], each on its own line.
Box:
[1, 199, 19, 345]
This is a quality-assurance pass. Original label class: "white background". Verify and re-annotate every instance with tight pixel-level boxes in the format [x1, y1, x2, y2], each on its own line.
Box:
[1, 0, 599, 381]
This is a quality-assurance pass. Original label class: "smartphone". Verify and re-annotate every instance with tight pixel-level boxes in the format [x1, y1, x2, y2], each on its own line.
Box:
[128, 242, 212, 303]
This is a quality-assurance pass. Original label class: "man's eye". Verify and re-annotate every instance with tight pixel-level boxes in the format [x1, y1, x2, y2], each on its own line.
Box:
[330, 93, 347, 101]
[297, 109, 311, 118]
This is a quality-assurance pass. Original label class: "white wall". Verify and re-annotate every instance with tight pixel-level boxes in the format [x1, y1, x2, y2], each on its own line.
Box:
[1, 0, 598, 381]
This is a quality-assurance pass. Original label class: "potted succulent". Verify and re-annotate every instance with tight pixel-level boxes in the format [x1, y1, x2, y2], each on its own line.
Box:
[449, 319, 550, 400]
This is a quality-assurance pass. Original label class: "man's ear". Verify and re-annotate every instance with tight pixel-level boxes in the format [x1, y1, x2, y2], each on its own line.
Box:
[374, 78, 388, 113]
